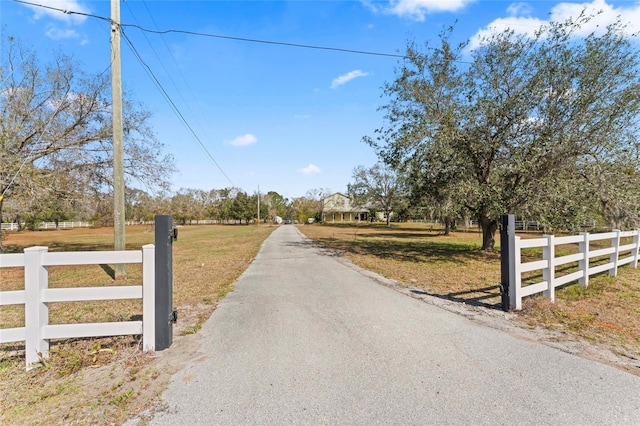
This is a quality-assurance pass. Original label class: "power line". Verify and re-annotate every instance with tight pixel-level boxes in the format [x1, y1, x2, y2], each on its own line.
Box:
[12, 0, 236, 187]
[121, 23, 406, 59]
[13, 0, 112, 23]
[12, 0, 412, 189]
[120, 28, 235, 187]
[13, 0, 407, 59]
[137, 0, 234, 173]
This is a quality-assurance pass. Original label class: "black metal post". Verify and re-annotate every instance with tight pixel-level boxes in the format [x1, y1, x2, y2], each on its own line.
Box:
[499, 214, 515, 311]
[154, 215, 177, 350]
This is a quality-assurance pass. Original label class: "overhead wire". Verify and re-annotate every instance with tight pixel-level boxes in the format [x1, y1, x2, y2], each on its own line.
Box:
[12, 0, 410, 60]
[123, 1, 188, 110]
[120, 23, 407, 59]
[10, 0, 451, 192]
[12, 0, 236, 187]
[137, 0, 233, 173]
[120, 27, 235, 187]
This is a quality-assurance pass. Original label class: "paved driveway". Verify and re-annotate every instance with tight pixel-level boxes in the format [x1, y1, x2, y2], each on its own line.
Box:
[143, 225, 640, 425]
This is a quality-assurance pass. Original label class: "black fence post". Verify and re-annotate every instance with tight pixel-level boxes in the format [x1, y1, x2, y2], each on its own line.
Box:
[154, 215, 177, 350]
[499, 214, 515, 311]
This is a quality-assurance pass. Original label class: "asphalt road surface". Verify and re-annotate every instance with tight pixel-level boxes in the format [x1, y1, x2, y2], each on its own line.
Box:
[143, 225, 640, 425]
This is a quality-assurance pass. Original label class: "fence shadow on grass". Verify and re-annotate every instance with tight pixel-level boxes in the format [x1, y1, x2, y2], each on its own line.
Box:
[100, 264, 116, 279]
[2, 241, 142, 254]
[410, 286, 502, 310]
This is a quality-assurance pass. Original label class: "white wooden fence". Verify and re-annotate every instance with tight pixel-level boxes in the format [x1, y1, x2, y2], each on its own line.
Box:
[0, 245, 156, 368]
[0, 220, 249, 230]
[1, 221, 93, 231]
[509, 230, 640, 309]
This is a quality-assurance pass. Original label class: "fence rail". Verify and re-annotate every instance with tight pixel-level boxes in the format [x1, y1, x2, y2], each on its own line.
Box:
[0, 220, 253, 230]
[510, 229, 640, 309]
[0, 245, 156, 368]
[1, 221, 92, 231]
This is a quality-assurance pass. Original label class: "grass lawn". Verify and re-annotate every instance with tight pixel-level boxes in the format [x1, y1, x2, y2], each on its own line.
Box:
[298, 222, 640, 363]
[0, 224, 276, 425]
[1, 221, 638, 424]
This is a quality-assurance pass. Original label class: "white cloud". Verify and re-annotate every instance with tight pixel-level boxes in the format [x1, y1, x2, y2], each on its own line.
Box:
[299, 164, 322, 175]
[506, 2, 533, 17]
[386, 0, 475, 21]
[45, 25, 80, 40]
[229, 134, 257, 147]
[548, 0, 640, 35]
[25, 0, 89, 24]
[331, 70, 370, 89]
[469, 0, 640, 50]
[468, 16, 544, 50]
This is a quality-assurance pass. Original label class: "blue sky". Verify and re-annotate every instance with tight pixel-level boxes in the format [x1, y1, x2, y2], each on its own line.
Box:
[2, 0, 640, 199]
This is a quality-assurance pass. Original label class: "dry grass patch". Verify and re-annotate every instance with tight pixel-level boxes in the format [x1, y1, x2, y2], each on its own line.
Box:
[520, 269, 640, 356]
[0, 224, 275, 425]
[299, 222, 640, 363]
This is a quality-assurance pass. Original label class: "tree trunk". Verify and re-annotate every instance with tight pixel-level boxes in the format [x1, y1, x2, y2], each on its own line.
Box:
[386, 212, 391, 228]
[444, 218, 451, 236]
[0, 198, 3, 253]
[479, 214, 498, 250]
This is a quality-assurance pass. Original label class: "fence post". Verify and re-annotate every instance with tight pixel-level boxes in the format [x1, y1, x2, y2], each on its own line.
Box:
[578, 233, 590, 287]
[500, 214, 515, 312]
[142, 244, 156, 351]
[499, 214, 515, 311]
[632, 230, 639, 269]
[610, 229, 621, 277]
[24, 246, 49, 368]
[155, 215, 177, 351]
[543, 235, 555, 302]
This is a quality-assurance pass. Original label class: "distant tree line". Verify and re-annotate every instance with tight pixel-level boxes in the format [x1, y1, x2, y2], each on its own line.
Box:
[0, 186, 329, 229]
[125, 187, 328, 226]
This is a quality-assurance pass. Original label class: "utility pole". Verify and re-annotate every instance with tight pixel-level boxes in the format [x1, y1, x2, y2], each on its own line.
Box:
[111, 0, 126, 278]
[257, 185, 260, 225]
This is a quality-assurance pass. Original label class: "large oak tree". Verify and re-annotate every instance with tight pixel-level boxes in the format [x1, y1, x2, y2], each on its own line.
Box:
[366, 15, 640, 249]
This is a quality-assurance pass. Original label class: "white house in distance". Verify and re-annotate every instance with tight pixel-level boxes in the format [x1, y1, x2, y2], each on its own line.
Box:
[321, 193, 369, 223]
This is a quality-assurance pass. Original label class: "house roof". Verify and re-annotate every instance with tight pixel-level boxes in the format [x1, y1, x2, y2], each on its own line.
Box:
[322, 192, 368, 213]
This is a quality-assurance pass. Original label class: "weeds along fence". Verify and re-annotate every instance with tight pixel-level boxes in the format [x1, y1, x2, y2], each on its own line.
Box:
[510, 229, 640, 310]
[0, 245, 156, 369]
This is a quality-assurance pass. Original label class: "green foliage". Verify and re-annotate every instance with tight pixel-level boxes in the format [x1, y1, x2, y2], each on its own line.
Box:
[110, 389, 134, 407]
[367, 14, 640, 248]
[348, 163, 407, 228]
[263, 191, 290, 220]
[180, 322, 203, 336]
